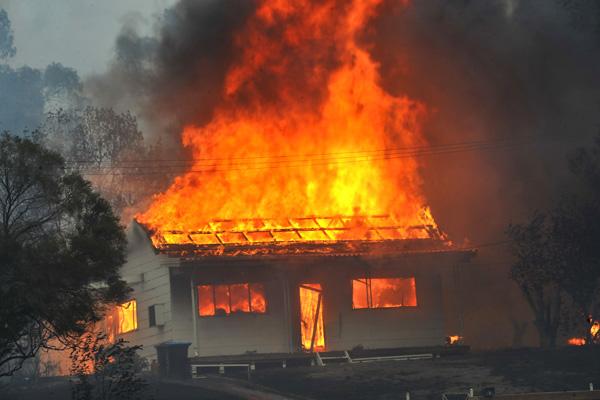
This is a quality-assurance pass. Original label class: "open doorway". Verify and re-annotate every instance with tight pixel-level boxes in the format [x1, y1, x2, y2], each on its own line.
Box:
[298, 283, 325, 352]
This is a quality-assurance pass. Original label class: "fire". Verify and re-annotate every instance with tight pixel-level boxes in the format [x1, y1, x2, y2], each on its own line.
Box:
[447, 335, 463, 345]
[592, 320, 600, 338]
[567, 337, 586, 346]
[566, 318, 599, 346]
[198, 283, 266, 316]
[104, 300, 137, 343]
[299, 284, 325, 352]
[136, 0, 438, 245]
[352, 277, 417, 309]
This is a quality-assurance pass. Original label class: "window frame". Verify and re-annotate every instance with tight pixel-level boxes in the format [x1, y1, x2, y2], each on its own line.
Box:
[197, 283, 268, 317]
[351, 277, 418, 310]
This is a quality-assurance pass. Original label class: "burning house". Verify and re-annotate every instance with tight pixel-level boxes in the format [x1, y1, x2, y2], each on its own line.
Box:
[107, 0, 476, 363]
[115, 217, 473, 362]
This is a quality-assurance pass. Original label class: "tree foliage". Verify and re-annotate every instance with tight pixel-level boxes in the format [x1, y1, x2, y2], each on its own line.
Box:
[42, 107, 172, 217]
[0, 133, 129, 376]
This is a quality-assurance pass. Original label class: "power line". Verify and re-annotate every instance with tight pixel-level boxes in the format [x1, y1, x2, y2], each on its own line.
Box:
[77, 137, 544, 176]
[63, 137, 516, 166]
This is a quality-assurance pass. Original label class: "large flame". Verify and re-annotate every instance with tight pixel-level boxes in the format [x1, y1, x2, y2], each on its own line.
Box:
[137, 0, 437, 244]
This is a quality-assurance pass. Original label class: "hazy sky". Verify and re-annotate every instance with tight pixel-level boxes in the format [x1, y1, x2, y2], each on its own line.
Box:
[0, 0, 177, 76]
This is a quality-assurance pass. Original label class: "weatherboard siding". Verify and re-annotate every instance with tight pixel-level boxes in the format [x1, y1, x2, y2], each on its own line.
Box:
[117, 223, 179, 361]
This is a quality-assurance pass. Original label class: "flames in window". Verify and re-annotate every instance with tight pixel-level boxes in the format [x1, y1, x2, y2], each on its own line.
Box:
[104, 300, 138, 342]
[299, 284, 325, 352]
[198, 283, 267, 316]
[352, 277, 417, 309]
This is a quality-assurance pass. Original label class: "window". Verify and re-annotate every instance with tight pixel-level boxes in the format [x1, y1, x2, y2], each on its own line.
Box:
[116, 300, 138, 333]
[149, 305, 156, 327]
[352, 277, 417, 309]
[198, 283, 267, 316]
[104, 300, 138, 342]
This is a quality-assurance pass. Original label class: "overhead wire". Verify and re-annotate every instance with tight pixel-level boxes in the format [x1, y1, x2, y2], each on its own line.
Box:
[63, 137, 519, 166]
[74, 136, 552, 176]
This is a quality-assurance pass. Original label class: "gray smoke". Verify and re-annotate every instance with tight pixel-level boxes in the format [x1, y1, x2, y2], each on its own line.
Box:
[86, 0, 255, 145]
[367, 0, 600, 243]
[365, 0, 600, 347]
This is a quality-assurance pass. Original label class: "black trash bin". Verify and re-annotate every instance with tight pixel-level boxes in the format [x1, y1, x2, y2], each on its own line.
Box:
[155, 341, 191, 380]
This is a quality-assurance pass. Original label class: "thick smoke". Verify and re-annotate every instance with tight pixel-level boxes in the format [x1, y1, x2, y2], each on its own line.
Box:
[366, 0, 600, 347]
[88, 0, 600, 348]
[369, 0, 600, 243]
[86, 0, 256, 146]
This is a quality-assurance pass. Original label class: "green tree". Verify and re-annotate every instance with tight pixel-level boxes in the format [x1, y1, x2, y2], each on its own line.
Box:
[0, 133, 129, 376]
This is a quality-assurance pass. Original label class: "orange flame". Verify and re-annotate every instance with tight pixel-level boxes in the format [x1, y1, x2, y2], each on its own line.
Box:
[448, 335, 463, 345]
[299, 284, 325, 352]
[566, 319, 599, 346]
[352, 277, 417, 309]
[136, 0, 437, 244]
[567, 337, 586, 346]
[102, 300, 137, 343]
[198, 283, 266, 316]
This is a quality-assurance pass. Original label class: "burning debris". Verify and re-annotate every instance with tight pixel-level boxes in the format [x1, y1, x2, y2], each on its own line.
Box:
[144, 215, 449, 257]
[567, 318, 600, 346]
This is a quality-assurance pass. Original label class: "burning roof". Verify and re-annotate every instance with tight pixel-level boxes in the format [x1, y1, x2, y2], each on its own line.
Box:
[138, 215, 455, 257]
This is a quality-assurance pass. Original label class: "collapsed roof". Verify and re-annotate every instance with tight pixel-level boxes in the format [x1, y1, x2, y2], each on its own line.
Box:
[138, 215, 463, 258]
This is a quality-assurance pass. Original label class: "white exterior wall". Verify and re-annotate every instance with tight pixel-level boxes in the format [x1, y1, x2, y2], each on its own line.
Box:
[117, 223, 179, 361]
[191, 278, 292, 356]
[324, 271, 445, 350]
[119, 227, 470, 360]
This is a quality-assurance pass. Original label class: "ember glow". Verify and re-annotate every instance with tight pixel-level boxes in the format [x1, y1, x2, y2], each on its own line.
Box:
[567, 337, 586, 346]
[137, 0, 439, 247]
[447, 335, 463, 345]
[567, 319, 600, 346]
[299, 284, 325, 352]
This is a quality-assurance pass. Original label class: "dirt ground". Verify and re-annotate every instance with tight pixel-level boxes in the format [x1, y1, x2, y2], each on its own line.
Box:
[3, 347, 599, 400]
[250, 346, 600, 400]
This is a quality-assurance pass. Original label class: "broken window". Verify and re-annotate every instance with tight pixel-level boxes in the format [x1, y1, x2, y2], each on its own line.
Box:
[198, 283, 267, 316]
[352, 277, 417, 309]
